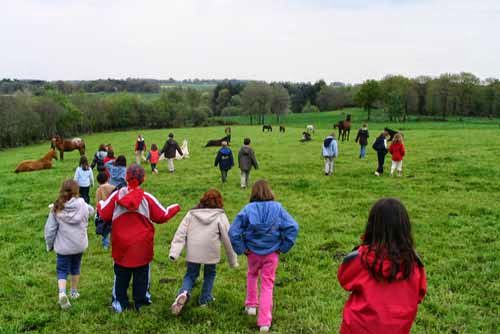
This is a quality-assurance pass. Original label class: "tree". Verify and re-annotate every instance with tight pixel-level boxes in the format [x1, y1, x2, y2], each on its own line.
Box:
[215, 89, 231, 115]
[355, 80, 380, 120]
[379, 75, 411, 121]
[270, 84, 290, 123]
[316, 85, 349, 111]
[241, 82, 273, 125]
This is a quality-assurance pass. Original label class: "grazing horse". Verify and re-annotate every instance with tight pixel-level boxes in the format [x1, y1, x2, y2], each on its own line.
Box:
[334, 115, 352, 142]
[384, 128, 398, 141]
[205, 136, 230, 147]
[262, 125, 273, 132]
[51, 135, 85, 160]
[279, 125, 286, 133]
[306, 125, 315, 135]
[15, 149, 58, 173]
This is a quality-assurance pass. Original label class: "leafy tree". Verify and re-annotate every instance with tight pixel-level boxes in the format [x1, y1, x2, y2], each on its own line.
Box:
[241, 82, 273, 125]
[355, 80, 380, 120]
[270, 84, 290, 123]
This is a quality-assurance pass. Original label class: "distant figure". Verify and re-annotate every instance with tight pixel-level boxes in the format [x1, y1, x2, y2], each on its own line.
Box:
[306, 124, 315, 135]
[229, 180, 299, 333]
[91, 144, 108, 172]
[300, 132, 312, 142]
[160, 133, 183, 173]
[389, 133, 406, 177]
[279, 125, 285, 133]
[238, 138, 259, 189]
[262, 125, 273, 132]
[134, 134, 146, 165]
[169, 189, 238, 315]
[372, 131, 389, 176]
[355, 124, 370, 159]
[97, 164, 181, 313]
[94, 172, 115, 250]
[146, 144, 160, 174]
[73, 156, 94, 204]
[225, 127, 232, 144]
[45, 179, 94, 309]
[322, 133, 338, 176]
[214, 141, 234, 183]
[338, 198, 427, 334]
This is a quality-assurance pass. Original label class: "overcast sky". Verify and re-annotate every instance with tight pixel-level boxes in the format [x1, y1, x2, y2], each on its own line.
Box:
[2, 0, 499, 83]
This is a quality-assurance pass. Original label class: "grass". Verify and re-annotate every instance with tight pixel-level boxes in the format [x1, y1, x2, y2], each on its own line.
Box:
[0, 113, 499, 333]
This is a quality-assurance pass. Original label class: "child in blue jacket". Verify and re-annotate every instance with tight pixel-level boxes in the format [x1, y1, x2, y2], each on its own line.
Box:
[214, 141, 234, 183]
[229, 180, 299, 333]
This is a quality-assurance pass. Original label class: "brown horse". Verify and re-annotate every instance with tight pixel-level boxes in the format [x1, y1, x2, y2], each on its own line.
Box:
[51, 135, 85, 160]
[334, 115, 352, 142]
[15, 149, 58, 173]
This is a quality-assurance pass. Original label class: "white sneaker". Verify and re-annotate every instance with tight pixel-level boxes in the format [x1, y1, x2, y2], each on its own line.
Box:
[374, 171, 380, 176]
[260, 326, 270, 332]
[171, 291, 188, 315]
[58, 293, 71, 309]
[245, 306, 257, 316]
[70, 291, 80, 299]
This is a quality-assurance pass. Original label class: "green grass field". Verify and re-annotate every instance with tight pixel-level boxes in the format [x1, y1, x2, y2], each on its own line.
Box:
[0, 113, 499, 333]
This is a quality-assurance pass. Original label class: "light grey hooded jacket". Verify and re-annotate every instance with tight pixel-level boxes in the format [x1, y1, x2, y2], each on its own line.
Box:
[169, 208, 238, 267]
[44, 197, 94, 255]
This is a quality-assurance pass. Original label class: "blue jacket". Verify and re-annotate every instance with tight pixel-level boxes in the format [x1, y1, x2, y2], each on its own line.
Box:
[322, 136, 338, 158]
[229, 201, 299, 255]
[214, 147, 234, 171]
[105, 162, 126, 188]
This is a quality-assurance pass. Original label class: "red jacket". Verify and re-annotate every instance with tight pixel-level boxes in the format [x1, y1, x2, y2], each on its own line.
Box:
[97, 187, 180, 268]
[389, 142, 405, 162]
[149, 150, 159, 164]
[338, 245, 427, 334]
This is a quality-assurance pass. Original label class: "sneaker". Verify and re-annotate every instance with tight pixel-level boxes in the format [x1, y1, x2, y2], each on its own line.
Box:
[58, 293, 71, 309]
[70, 291, 80, 299]
[171, 291, 188, 315]
[199, 297, 215, 307]
[245, 306, 257, 316]
[260, 326, 270, 332]
[374, 171, 380, 176]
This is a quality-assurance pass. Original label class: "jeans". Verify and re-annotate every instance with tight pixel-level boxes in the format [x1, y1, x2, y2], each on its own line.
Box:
[360, 145, 367, 158]
[377, 151, 386, 174]
[220, 169, 228, 183]
[246, 252, 279, 327]
[56, 253, 83, 280]
[79, 186, 90, 204]
[112, 263, 151, 312]
[324, 157, 334, 175]
[102, 232, 110, 248]
[179, 262, 216, 304]
[151, 163, 157, 172]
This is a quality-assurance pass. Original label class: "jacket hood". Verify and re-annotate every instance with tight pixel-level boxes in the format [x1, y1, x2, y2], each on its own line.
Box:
[220, 147, 231, 154]
[56, 197, 88, 225]
[117, 188, 145, 211]
[240, 146, 252, 155]
[360, 245, 405, 280]
[324, 136, 334, 148]
[189, 208, 225, 225]
[96, 151, 107, 160]
[246, 201, 282, 226]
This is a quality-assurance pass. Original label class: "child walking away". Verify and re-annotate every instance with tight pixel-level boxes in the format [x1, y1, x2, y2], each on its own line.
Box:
[355, 124, 370, 159]
[214, 141, 234, 183]
[95, 172, 116, 250]
[389, 133, 406, 177]
[338, 198, 427, 334]
[104, 149, 115, 164]
[322, 133, 338, 176]
[44, 180, 94, 309]
[106, 155, 127, 189]
[97, 164, 181, 313]
[146, 144, 159, 174]
[238, 138, 258, 189]
[91, 144, 108, 173]
[160, 133, 183, 173]
[74, 156, 94, 203]
[229, 180, 299, 332]
[169, 189, 238, 315]
[372, 131, 388, 176]
[135, 134, 146, 165]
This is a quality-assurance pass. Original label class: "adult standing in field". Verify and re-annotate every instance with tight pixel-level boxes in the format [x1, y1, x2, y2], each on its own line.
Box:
[160, 133, 183, 173]
[134, 134, 146, 165]
[214, 141, 234, 183]
[322, 133, 338, 176]
[372, 131, 389, 176]
[355, 124, 370, 159]
[238, 138, 258, 189]
[225, 127, 232, 144]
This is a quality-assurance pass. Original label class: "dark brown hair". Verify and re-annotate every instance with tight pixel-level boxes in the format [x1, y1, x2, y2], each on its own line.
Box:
[98, 144, 106, 151]
[79, 156, 89, 170]
[151, 143, 158, 151]
[53, 179, 79, 212]
[244, 138, 251, 145]
[362, 198, 418, 282]
[197, 189, 224, 209]
[107, 150, 115, 158]
[115, 155, 126, 167]
[250, 180, 275, 202]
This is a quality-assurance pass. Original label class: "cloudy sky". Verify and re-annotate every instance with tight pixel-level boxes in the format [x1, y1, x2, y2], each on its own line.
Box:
[2, 0, 499, 83]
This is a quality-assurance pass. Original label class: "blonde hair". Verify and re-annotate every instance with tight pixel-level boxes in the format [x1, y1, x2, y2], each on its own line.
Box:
[393, 133, 404, 144]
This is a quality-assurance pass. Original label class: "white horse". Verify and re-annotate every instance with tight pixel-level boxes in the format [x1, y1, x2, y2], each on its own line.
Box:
[306, 124, 315, 134]
[159, 139, 190, 161]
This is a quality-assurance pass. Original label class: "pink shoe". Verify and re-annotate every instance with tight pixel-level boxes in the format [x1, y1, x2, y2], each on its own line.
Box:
[171, 291, 188, 315]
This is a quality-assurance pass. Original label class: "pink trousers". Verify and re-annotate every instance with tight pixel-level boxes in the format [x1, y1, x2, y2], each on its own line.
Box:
[245, 252, 279, 327]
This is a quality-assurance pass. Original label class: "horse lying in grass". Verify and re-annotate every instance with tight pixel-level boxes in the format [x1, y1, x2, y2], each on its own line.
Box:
[51, 135, 85, 160]
[205, 136, 230, 147]
[15, 149, 58, 173]
[300, 132, 312, 142]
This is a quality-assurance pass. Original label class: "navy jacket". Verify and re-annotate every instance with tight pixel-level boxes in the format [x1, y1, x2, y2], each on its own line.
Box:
[229, 201, 299, 255]
[214, 147, 234, 171]
[372, 135, 388, 154]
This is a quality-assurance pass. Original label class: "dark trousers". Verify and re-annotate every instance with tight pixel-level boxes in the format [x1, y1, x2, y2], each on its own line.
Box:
[377, 152, 386, 174]
[112, 263, 151, 312]
[79, 186, 90, 204]
[220, 169, 228, 183]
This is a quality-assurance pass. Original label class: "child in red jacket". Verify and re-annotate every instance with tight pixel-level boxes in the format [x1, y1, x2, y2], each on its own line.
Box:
[146, 143, 159, 174]
[389, 133, 405, 177]
[97, 164, 180, 312]
[338, 198, 427, 334]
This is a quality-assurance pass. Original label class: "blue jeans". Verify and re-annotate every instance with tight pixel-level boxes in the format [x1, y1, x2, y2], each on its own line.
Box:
[360, 145, 367, 158]
[102, 232, 110, 248]
[56, 253, 83, 280]
[179, 262, 216, 304]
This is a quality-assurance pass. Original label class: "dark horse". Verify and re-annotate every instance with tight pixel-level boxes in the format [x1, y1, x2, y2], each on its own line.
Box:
[262, 125, 273, 132]
[205, 136, 230, 147]
[384, 127, 398, 141]
[300, 132, 312, 142]
[51, 135, 85, 160]
[279, 125, 285, 133]
[334, 114, 352, 142]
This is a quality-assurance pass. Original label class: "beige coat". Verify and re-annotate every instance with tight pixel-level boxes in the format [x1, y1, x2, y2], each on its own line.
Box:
[169, 208, 238, 267]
